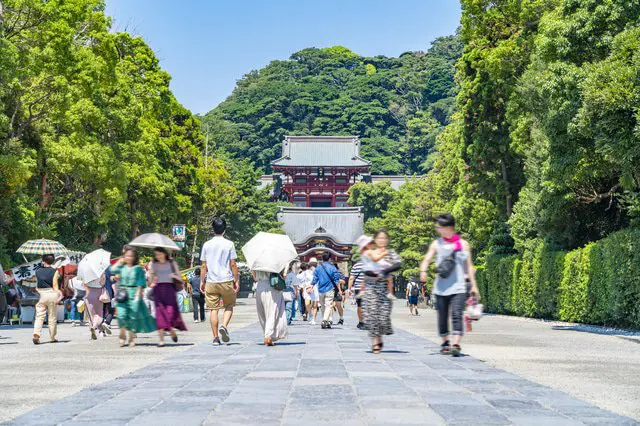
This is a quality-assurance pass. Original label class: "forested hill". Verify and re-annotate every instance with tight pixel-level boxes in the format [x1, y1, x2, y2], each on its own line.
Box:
[202, 36, 462, 174]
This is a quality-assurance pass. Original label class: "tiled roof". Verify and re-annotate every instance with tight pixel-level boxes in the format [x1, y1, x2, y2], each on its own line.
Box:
[278, 206, 364, 245]
[271, 136, 371, 168]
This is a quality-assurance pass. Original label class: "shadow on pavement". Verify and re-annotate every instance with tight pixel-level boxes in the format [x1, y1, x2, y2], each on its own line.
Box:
[552, 325, 640, 336]
[0, 341, 18, 345]
[134, 342, 195, 347]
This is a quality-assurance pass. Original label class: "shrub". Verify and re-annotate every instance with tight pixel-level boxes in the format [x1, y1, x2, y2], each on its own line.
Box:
[558, 245, 592, 322]
[479, 228, 640, 328]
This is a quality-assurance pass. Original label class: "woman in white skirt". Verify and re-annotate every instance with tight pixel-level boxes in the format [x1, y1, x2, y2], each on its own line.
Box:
[254, 270, 288, 346]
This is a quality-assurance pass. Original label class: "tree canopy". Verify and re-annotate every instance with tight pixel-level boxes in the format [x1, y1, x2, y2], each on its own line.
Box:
[0, 0, 280, 266]
[201, 36, 462, 175]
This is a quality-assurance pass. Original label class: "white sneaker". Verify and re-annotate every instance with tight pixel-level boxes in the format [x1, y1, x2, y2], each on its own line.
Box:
[310, 319, 316, 325]
[194, 319, 200, 323]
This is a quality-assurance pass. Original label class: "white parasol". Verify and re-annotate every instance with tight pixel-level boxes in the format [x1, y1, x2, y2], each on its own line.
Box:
[241, 232, 297, 273]
[129, 233, 180, 251]
[77, 249, 111, 283]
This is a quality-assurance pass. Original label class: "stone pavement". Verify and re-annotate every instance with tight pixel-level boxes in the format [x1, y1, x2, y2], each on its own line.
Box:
[5, 308, 638, 426]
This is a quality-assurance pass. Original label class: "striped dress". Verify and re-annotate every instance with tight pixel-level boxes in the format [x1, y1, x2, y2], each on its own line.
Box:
[362, 253, 395, 338]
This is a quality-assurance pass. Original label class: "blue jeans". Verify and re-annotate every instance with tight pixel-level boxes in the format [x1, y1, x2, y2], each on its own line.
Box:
[285, 288, 295, 324]
[289, 292, 297, 321]
[68, 299, 84, 322]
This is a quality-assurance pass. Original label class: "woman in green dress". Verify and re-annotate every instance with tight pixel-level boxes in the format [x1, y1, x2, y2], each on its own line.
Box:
[111, 247, 156, 347]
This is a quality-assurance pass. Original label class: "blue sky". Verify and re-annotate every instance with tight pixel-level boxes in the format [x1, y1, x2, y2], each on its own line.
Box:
[105, 1, 461, 115]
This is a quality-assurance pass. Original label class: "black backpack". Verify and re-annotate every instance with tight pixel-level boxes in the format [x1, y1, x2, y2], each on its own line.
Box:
[410, 282, 420, 296]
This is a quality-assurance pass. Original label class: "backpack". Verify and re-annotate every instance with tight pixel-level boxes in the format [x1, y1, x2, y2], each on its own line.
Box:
[410, 282, 420, 297]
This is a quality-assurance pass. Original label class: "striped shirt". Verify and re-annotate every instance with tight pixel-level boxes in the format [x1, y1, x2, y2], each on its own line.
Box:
[350, 261, 365, 291]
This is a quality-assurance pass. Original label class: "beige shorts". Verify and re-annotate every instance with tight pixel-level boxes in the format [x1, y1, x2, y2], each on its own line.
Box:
[205, 281, 236, 310]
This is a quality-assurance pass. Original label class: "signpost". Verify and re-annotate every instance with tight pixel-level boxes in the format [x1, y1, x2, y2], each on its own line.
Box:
[172, 225, 186, 241]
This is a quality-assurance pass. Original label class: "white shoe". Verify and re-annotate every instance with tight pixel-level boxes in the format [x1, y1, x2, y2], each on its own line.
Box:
[310, 319, 316, 325]
[194, 319, 200, 323]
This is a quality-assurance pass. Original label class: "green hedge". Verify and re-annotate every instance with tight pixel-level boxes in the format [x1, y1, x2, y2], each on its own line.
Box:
[476, 228, 640, 328]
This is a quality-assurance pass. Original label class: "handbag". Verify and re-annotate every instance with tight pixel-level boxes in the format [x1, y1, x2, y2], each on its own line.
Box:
[115, 288, 128, 303]
[169, 261, 184, 292]
[99, 287, 110, 303]
[269, 273, 286, 291]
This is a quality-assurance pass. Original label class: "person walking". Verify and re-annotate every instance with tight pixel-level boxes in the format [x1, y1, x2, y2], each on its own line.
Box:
[330, 260, 346, 326]
[32, 254, 63, 344]
[284, 261, 298, 325]
[362, 231, 398, 354]
[406, 278, 421, 316]
[67, 273, 86, 326]
[420, 213, 479, 357]
[83, 275, 108, 340]
[254, 269, 288, 346]
[199, 217, 239, 346]
[189, 268, 206, 323]
[148, 247, 187, 347]
[297, 263, 310, 320]
[111, 247, 156, 347]
[349, 236, 373, 330]
[0, 264, 8, 325]
[297, 266, 307, 319]
[102, 264, 115, 334]
[311, 252, 341, 329]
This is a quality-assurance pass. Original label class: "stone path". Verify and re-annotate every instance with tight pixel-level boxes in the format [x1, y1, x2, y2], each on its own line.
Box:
[6, 309, 637, 426]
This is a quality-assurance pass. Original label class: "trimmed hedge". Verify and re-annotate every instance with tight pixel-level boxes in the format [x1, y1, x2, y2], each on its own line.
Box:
[476, 228, 640, 328]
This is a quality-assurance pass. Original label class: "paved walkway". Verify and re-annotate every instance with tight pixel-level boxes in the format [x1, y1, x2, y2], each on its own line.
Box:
[5, 306, 637, 426]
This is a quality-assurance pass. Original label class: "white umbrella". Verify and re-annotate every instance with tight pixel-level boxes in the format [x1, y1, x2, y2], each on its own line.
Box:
[77, 249, 111, 283]
[241, 232, 298, 273]
[129, 233, 180, 251]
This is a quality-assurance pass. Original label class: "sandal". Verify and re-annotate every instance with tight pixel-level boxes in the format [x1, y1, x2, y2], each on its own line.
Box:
[372, 343, 382, 354]
[451, 344, 461, 357]
[440, 340, 451, 355]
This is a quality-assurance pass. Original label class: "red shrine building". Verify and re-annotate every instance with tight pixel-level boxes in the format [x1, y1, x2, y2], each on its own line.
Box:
[260, 135, 408, 262]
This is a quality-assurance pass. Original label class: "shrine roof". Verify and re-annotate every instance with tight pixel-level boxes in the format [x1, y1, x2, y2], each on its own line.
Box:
[278, 206, 364, 245]
[271, 136, 371, 168]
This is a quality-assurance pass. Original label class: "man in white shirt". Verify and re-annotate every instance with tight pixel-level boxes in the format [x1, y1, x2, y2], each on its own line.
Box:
[199, 217, 239, 346]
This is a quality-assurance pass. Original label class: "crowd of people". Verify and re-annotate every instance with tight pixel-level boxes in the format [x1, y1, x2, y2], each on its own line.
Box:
[19, 213, 479, 357]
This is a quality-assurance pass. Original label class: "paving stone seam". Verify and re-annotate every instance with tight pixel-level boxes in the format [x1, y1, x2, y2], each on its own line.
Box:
[393, 325, 600, 425]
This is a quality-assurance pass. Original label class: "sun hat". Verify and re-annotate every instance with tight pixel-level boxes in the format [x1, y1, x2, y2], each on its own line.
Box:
[309, 257, 318, 264]
[355, 235, 374, 252]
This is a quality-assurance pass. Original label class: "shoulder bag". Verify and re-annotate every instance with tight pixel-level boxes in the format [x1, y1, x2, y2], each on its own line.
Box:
[435, 240, 458, 279]
[321, 264, 342, 301]
[270, 273, 287, 291]
[169, 261, 184, 292]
